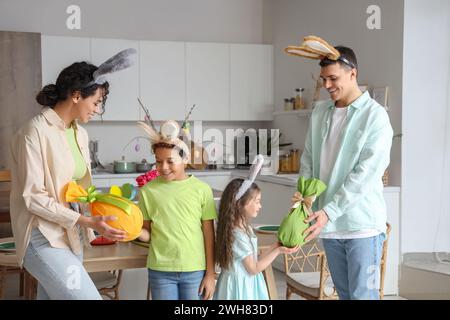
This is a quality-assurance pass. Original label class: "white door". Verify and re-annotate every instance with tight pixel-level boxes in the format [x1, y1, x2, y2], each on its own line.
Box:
[139, 41, 186, 121]
[186, 42, 230, 121]
[230, 44, 274, 121]
[90, 38, 140, 121]
[41, 35, 91, 87]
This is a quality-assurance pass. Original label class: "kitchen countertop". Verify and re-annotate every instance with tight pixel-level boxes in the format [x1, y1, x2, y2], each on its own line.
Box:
[91, 169, 400, 192]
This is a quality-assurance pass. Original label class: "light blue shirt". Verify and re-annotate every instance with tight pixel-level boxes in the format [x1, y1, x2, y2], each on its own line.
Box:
[300, 91, 393, 234]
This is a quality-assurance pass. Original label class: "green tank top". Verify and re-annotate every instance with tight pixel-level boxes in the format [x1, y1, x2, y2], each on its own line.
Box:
[65, 126, 87, 181]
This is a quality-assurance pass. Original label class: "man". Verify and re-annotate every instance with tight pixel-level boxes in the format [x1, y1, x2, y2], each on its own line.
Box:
[297, 46, 393, 299]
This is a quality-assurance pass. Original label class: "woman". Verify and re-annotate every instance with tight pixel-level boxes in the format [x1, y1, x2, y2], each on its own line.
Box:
[9, 61, 127, 300]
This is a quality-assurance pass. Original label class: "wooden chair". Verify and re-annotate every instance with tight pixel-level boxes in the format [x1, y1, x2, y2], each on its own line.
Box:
[283, 239, 336, 300]
[284, 223, 392, 300]
[0, 170, 25, 299]
[90, 270, 123, 300]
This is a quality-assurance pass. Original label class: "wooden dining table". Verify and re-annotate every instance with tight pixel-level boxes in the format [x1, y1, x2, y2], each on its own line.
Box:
[0, 190, 10, 223]
[1, 231, 280, 300]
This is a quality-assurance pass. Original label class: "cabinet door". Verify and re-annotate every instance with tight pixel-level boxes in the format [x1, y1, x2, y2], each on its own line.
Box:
[139, 41, 186, 121]
[254, 181, 295, 225]
[41, 35, 91, 87]
[230, 44, 273, 121]
[383, 191, 400, 295]
[90, 38, 140, 121]
[186, 43, 230, 120]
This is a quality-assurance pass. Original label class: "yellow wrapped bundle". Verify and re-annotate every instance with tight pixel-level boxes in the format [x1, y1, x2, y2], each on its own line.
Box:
[65, 182, 143, 242]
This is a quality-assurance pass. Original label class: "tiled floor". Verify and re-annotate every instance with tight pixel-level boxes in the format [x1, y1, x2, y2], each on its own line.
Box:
[1, 268, 406, 300]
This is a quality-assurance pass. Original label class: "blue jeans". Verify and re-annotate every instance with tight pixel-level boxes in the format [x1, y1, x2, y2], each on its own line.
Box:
[322, 233, 385, 300]
[147, 269, 205, 300]
[23, 228, 101, 300]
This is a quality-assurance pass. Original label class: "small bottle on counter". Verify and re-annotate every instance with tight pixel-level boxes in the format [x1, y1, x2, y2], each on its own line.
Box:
[290, 148, 300, 173]
[295, 88, 305, 109]
[284, 98, 292, 111]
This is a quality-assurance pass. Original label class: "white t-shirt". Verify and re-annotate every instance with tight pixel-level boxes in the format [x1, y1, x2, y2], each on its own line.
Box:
[319, 106, 380, 240]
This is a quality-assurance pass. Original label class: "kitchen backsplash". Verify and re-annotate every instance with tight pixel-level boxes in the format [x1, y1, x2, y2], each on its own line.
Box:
[83, 121, 271, 166]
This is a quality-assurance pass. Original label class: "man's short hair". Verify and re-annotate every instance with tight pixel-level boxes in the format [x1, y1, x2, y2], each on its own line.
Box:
[319, 46, 358, 71]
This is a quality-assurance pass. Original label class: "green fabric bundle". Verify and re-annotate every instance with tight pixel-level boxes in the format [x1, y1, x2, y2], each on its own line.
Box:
[277, 176, 327, 247]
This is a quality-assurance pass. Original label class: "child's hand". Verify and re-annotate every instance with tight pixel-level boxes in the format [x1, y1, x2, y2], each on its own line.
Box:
[138, 228, 150, 242]
[198, 273, 215, 300]
[278, 245, 300, 255]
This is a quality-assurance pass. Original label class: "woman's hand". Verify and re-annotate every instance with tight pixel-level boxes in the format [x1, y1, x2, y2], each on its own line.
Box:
[138, 228, 150, 242]
[77, 215, 127, 241]
[199, 273, 215, 300]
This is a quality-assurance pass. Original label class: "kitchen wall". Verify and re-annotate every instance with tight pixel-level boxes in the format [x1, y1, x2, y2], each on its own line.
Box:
[0, 0, 271, 164]
[0, 0, 265, 43]
[402, 0, 450, 253]
[263, 0, 403, 186]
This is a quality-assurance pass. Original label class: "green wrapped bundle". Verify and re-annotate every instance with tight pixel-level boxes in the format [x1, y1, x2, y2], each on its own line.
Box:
[277, 176, 327, 247]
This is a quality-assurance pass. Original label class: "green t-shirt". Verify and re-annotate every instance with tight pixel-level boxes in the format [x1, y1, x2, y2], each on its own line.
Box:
[65, 127, 87, 181]
[138, 175, 217, 272]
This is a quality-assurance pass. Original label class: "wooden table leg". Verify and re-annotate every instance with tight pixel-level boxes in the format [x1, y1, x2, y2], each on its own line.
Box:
[24, 270, 37, 300]
[263, 265, 278, 300]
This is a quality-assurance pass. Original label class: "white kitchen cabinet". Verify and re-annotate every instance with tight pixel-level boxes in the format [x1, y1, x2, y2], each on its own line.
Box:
[194, 174, 232, 191]
[90, 38, 140, 121]
[230, 44, 274, 121]
[41, 35, 91, 87]
[139, 41, 186, 121]
[186, 42, 230, 120]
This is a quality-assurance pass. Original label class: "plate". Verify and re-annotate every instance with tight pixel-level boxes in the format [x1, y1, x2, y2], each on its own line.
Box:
[253, 225, 280, 234]
[0, 241, 15, 252]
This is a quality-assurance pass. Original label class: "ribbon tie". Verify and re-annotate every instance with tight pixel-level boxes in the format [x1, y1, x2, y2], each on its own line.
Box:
[65, 182, 134, 216]
[291, 191, 317, 216]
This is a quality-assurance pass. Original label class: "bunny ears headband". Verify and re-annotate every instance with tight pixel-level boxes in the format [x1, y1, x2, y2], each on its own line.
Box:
[235, 154, 265, 201]
[82, 48, 137, 88]
[284, 35, 356, 69]
[137, 120, 191, 159]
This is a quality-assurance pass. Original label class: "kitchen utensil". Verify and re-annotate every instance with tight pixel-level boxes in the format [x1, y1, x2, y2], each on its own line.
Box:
[187, 141, 208, 170]
[113, 156, 137, 173]
[136, 159, 153, 173]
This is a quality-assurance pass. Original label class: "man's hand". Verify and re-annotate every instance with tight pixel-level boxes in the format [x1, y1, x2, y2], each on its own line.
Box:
[303, 209, 329, 242]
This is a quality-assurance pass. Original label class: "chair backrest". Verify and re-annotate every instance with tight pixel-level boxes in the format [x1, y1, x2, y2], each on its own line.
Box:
[379, 222, 391, 299]
[283, 240, 326, 274]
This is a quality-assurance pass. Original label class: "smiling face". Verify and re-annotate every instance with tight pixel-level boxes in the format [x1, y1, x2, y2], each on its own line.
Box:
[72, 88, 104, 123]
[154, 146, 187, 181]
[243, 190, 262, 219]
[320, 63, 358, 105]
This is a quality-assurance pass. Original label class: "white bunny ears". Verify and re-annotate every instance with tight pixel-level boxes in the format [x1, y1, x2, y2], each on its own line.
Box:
[284, 35, 356, 69]
[235, 154, 265, 201]
[137, 120, 191, 159]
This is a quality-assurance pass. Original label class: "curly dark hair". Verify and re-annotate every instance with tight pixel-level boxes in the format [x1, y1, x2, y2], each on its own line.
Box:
[152, 142, 186, 159]
[215, 178, 261, 270]
[36, 62, 109, 113]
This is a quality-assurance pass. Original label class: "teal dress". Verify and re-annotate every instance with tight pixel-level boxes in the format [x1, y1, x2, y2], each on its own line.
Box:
[214, 229, 269, 300]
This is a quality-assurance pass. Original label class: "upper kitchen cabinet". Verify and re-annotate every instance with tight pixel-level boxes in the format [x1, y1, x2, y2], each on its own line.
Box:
[91, 38, 140, 121]
[230, 44, 274, 121]
[186, 43, 230, 121]
[41, 35, 91, 87]
[139, 41, 186, 121]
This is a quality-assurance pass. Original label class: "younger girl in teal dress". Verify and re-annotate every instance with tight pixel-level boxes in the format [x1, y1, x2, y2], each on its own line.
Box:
[214, 155, 299, 300]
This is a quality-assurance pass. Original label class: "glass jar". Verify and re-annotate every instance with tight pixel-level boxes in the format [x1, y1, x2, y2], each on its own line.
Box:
[290, 149, 300, 172]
